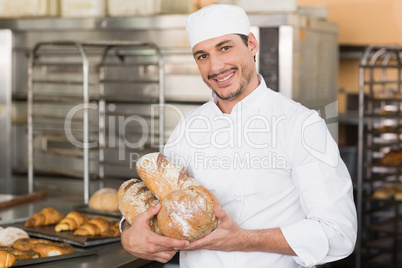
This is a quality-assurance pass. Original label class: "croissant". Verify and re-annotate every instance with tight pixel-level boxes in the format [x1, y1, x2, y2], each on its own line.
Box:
[73, 218, 111, 236]
[0, 251, 16, 268]
[25, 208, 65, 227]
[101, 222, 121, 237]
[55, 211, 89, 232]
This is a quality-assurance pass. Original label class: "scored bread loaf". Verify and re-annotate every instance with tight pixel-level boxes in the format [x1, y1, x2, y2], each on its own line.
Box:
[118, 178, 161, 234]
[119, 152, 220, 241]
[89, 188, 119, 212]
[136, 153, 200, 200]
[157, 186, 219, 241]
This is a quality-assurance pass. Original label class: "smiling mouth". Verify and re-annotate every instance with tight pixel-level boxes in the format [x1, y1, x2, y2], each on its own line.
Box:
[216, 73, 234, 82]
[208, 67, 237, 81]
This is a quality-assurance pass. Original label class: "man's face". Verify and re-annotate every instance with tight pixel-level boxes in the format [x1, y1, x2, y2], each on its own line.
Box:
[192, 33, 258, 102]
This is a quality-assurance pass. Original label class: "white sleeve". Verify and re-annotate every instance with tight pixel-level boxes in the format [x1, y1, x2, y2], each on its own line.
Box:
[280, 111, 357, 267]
[119, 216, 126, 233]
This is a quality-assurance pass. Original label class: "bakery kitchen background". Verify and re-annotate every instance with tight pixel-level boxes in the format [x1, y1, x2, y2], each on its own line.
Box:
[1, 0, 402, 268]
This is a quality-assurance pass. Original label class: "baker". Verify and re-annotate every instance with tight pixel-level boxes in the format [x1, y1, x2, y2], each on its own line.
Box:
[121, 4, 357, 267]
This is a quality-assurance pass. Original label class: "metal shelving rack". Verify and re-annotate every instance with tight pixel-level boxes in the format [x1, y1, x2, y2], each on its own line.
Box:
[27, 41, 164, 203]
[357, 46, 402, 268]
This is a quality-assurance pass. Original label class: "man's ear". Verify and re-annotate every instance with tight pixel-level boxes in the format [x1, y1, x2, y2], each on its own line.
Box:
[248, 32, 259, 56]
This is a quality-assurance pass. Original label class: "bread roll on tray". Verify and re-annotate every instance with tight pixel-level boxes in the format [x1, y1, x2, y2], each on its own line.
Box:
[0, 227, 29, 247]
[0, 246, 39, 260]
[89, 188, 119, 212]
[13, 238, 74, 257]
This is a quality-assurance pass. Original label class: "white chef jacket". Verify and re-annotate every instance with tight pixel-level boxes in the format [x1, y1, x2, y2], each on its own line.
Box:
[163, 75, 357, 268]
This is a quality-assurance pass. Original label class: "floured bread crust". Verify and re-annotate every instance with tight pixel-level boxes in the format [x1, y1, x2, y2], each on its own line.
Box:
[157, 186, 219, 241]
[136, 153, 200, 200]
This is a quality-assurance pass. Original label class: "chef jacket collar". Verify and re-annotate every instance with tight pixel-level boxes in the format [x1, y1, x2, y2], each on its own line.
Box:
[209, 74, 266, 115]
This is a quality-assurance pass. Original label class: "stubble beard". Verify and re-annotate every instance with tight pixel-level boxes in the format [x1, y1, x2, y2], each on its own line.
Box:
[204, 63, 253, 101]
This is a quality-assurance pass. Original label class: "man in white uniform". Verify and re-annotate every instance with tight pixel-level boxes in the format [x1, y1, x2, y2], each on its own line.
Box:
[121, 4, 357, 268]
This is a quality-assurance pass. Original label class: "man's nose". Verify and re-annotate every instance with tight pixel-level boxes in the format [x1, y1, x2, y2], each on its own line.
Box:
[209, 55, 224, 76]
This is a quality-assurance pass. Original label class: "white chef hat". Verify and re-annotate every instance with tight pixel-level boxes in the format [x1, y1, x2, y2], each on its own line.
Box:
[186, 4, 250, 49]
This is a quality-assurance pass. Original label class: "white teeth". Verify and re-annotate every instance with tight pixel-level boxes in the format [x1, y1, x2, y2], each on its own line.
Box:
[216, 73, 234, 82]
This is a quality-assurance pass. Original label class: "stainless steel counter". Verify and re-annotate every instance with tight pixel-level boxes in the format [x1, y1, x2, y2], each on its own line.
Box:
[0, 194, 151, 268]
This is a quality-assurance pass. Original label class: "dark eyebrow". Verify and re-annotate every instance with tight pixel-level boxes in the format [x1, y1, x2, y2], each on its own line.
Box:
[193, 39, 233, 58]
[215, 39, 232, 48]
[193, 49, 206, 58]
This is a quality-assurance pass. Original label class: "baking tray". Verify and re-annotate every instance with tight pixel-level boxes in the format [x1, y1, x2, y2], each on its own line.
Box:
[3, 221, 120, 247]
[13, 247, 98, 267]
[73, 204, 122, 218]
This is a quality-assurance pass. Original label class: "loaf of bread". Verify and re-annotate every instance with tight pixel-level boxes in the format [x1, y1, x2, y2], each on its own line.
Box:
[118, 178, 160, 234]
[13, 238, 74, 257]
[158, 186, 219, 241]
[0, 251, 15, 268]
[89, 188, 119, 212]
[394, 191, 402, 201]
[0, 246, 39, 260]
[119, 152, 219, 241]
[136, 153, 200, 200]
[373, 187, 395, 199]
[380, 149, 402, 166]
[73, 218, 111, 236]
[25, 208, 65, 227]
[55, 211, 89, 232]
[0, 227, 30, 247]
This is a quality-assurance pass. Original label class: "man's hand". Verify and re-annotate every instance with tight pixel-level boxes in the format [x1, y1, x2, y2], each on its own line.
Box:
[182, 206, 296, 255]
[181, 206, 245, 252]
[121, 204, 190, 263]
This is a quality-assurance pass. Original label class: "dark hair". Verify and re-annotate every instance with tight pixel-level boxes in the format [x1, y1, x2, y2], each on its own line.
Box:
[238, 34, 249, 46]
[237, 34, 256, 62]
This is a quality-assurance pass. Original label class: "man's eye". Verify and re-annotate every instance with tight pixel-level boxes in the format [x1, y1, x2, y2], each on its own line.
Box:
[222, 46, 231, 51]
[197, 54, 207, 60]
